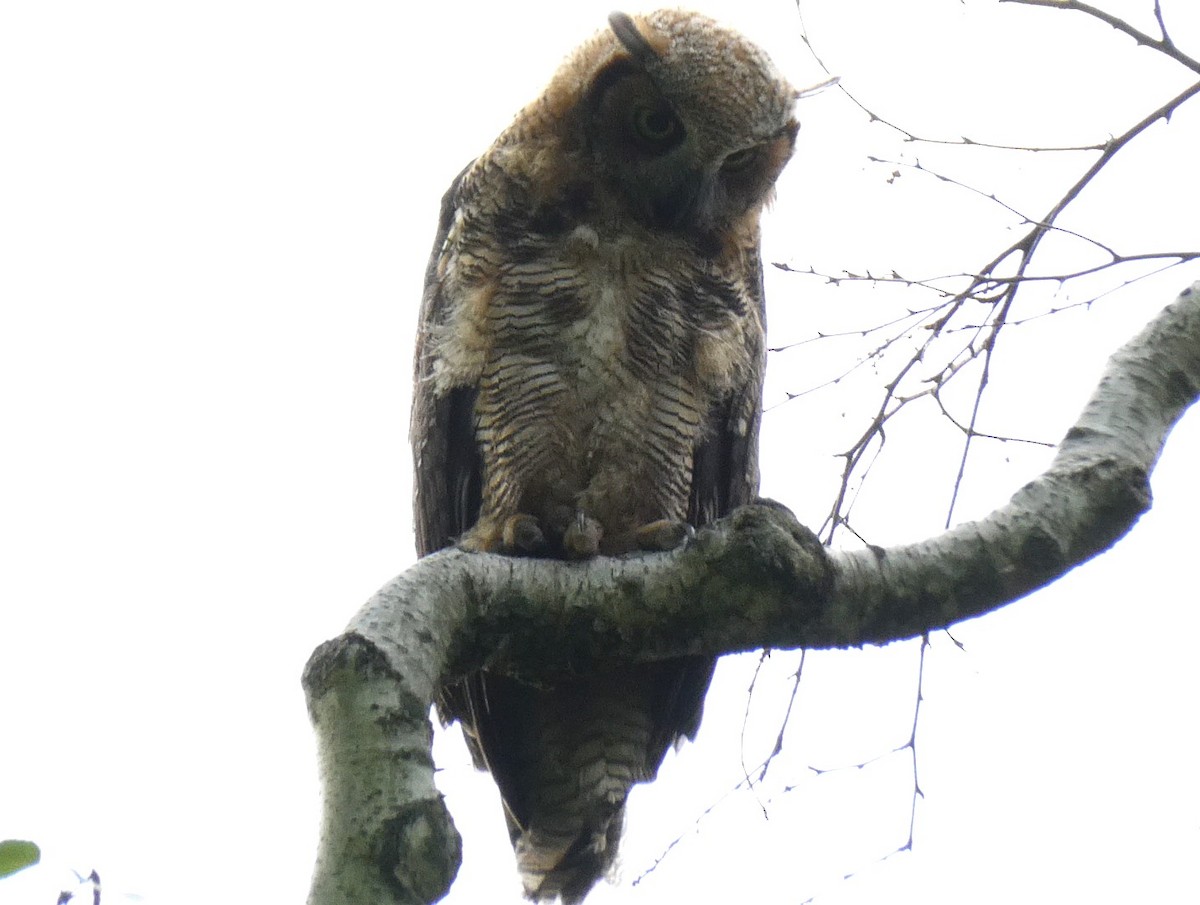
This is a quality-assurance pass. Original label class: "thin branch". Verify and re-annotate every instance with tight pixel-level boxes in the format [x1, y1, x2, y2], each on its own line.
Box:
[793, 0, 1200, 544]
[944, 328, 996, 528]
[755, 651, 806, 786]
[1154, 0, 1172, 52]
[868, 155, 1122, 259]
[767, 299, 942, 353]
[796, 3, 1107, 151]
[788, 253, 1200, 304]
[765, 312, 941, 414]
[1005, 0, 1200, 74]
[816, 72, 1199, 539]
[903, 638, 927, 851]
[931, 385, 1057, 448]
[1001, 78, 1200, 278]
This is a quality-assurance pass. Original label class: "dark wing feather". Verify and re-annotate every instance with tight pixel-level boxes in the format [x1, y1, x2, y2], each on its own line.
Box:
[411, 167, 549, 825]
[411, 163, 497, 774]
[412, 162, 480, 560]
[646, 248, 766, 759]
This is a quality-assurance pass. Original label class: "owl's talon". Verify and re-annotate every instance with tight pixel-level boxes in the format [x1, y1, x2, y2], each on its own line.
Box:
[563, 512, 603, 559]
[457, 524, 500, 553]
[635, 519, 692, 552]
[503, 513, 547, 553]
[458, 515, 546, 553]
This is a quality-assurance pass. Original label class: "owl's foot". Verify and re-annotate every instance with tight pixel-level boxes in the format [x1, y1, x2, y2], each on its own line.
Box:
[563, 512, 603, 559]
[635, 519, 693, 552]
[503, 513, 548, 553]
[458, 514, 546, 555]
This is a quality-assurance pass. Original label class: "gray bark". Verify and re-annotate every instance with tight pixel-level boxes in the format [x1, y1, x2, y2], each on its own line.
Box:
[303, 281, 1200, 905]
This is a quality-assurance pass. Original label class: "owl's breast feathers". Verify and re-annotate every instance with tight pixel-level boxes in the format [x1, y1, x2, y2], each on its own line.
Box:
[433, 161, 762, 390]
[426, 166, 763, 546]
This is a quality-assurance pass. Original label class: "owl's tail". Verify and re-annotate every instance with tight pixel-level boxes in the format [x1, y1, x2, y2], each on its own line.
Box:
[470, 659, 712, 903]
[503, 672, 661, 905]
[515, 803, 627, 905]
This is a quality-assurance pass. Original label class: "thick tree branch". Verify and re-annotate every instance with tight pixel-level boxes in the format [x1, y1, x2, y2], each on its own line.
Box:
[304, 282, 1200, 905]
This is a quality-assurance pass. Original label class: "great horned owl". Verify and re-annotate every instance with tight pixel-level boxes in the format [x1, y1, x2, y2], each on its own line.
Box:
[412, 10, 799, 903]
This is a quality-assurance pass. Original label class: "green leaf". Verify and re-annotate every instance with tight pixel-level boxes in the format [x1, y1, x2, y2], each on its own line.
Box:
[0, 840, 40, 879]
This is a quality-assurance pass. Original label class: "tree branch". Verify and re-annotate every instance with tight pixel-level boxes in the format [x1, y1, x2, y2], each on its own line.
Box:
[304, 282, 1200, 905]
[1005, 0, 1200, 74]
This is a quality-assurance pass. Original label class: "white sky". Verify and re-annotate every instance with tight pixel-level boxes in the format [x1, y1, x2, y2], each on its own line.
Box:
[2, 1, 1198, 904]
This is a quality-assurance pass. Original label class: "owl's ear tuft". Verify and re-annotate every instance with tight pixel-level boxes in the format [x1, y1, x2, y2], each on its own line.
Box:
[795, 76, 841, 100]
[608, 12, 661, 64]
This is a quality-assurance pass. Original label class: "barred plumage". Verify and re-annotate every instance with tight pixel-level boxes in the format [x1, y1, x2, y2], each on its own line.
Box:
[411, 10, 799, 902]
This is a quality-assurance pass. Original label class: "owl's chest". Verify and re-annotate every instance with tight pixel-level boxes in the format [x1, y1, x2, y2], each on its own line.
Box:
[489, 229, 693, 386]
[436, 218, 753, 418]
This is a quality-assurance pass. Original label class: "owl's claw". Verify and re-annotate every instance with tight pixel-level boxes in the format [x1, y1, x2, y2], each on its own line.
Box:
[563, 512, 603, 559]
[503, 513, 548, 554]
[634, 519, 693, 552]
[458, 514, 546, 554]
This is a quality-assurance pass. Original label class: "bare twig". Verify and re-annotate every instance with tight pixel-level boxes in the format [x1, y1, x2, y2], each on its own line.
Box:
[1005, 0, 1200, 74]
[792, 0, 1200, 540]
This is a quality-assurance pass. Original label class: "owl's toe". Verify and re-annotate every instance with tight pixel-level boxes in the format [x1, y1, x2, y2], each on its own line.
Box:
[563, 512, 603, 559]
[635, 519, 693, 552]
[457, 515, 546, 554]
[503, 513, 548, 554]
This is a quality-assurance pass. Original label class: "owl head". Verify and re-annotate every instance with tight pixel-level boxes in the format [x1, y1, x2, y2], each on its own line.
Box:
[516, 10, 801, 237]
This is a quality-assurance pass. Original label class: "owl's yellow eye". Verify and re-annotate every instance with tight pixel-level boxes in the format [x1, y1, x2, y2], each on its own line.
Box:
[722, 146, 760, 173]
[630, 102, 681, 149]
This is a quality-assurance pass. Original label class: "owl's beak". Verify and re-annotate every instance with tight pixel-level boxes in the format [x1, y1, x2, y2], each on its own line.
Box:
[648, 169, 716, 231]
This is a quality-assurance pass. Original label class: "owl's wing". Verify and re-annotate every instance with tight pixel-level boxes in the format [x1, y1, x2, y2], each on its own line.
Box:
[645, 250, 767, 758]
[413, 168, 541, 822]
[411, 163, 499, 776]
[412, 161, 481, 559]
